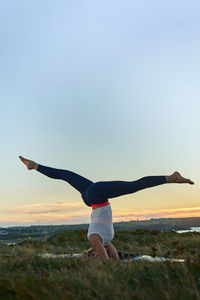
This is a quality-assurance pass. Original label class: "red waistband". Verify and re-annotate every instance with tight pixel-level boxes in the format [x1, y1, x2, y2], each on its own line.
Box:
[90, 201, 110, 208]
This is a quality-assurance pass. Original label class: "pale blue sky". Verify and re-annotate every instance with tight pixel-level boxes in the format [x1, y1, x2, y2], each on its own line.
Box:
[1, 1, 200, 226]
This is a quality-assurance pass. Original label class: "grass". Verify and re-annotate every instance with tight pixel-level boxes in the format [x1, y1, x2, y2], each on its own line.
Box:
[0, 229, 200, 299]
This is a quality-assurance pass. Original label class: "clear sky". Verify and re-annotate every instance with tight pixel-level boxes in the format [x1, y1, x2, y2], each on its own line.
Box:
[1, 0, 200, 226]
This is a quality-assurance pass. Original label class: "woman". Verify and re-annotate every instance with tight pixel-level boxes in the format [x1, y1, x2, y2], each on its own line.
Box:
[19, 156, 194, 260]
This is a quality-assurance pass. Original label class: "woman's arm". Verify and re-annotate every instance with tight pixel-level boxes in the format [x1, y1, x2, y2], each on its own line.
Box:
[104, 242, 119, 260]
[89, 234, 109, 260]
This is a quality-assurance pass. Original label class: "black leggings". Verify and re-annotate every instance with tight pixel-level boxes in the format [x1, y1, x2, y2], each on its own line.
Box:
[37, 164, 167, 207]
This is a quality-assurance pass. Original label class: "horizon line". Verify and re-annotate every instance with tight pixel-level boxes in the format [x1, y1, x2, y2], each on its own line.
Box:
[1, 215, 200, 228]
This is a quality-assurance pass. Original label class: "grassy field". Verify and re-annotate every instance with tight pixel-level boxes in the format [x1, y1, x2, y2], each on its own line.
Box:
[0, 229, 200, 300]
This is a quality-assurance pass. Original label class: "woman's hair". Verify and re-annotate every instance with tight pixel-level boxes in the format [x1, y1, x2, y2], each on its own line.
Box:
[82, 247, 97, 257]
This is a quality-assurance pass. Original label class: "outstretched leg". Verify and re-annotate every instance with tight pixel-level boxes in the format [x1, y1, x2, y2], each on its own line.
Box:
[19, 156, 93, 194]
[86, 171, 194, 204]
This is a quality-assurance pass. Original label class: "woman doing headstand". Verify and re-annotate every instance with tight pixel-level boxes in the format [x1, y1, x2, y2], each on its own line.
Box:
[19, 156, 194, 260]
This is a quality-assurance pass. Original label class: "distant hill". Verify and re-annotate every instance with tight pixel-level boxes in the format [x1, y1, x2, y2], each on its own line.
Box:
[113, 217, 200, 231]
[0, 217, 200, 243]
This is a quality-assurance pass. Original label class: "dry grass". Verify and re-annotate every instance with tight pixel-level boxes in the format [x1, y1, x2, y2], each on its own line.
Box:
[0, 229, 200, 299]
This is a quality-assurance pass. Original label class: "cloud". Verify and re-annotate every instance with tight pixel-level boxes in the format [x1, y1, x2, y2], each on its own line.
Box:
[0, 202, 200, 226]
[0, 201, 90, 224]
[112, 207, 200, 221]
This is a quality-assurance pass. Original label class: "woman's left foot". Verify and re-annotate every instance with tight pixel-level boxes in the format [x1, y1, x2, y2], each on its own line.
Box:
[19, 156, 38, 170]
[166, 171, 194, 184]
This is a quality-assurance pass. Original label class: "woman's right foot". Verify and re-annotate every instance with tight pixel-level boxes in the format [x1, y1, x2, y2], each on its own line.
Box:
[166, 171, 194, 185]
[19, 156, 38, 170]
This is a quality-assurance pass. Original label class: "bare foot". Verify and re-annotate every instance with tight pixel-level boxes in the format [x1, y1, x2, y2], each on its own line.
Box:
[166, 171, 194, 185]
[19, 156, 38, 170]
